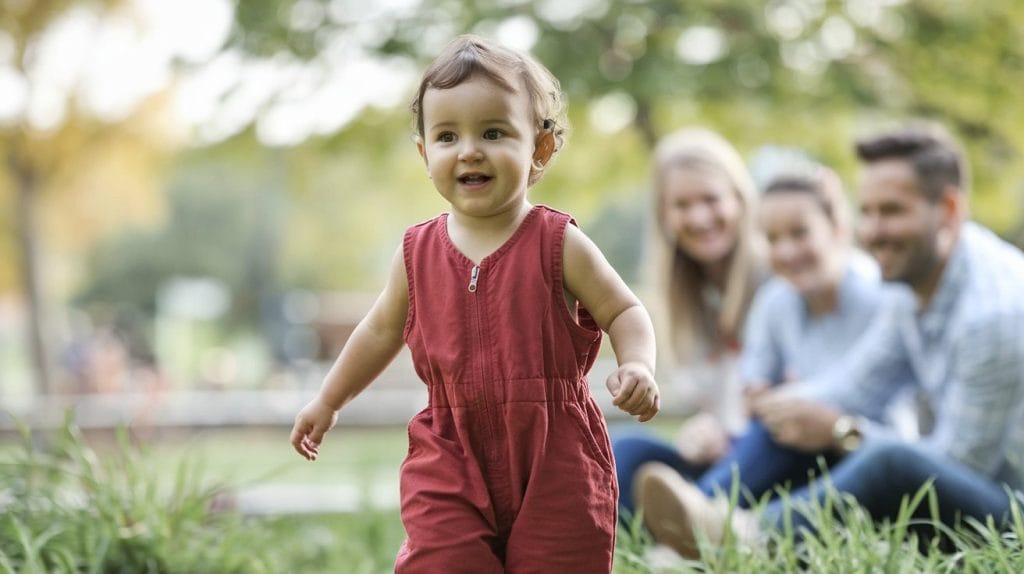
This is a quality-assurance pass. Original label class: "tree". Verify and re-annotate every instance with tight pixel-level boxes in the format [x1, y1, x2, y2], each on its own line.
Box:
[1, 0, 173, 393]
[226, 0, 1024, 223]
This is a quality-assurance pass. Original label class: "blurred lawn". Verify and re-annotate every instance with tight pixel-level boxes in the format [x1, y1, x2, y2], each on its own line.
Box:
[0, 414, 684, 573]
[5, 416, 1022, 572]
[139, 415, 684, 489]
[0, 415, 686, 490]
[142, 425, 410, 487]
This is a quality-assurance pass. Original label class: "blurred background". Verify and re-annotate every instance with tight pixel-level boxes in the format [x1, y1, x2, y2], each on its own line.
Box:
[2, 0, 1024, 567]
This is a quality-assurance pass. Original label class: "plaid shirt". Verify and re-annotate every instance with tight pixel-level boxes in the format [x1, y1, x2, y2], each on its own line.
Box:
[797, 223, 1024, 491]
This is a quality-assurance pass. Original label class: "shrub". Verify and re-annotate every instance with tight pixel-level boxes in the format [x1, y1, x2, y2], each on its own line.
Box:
[0, 414, 271, 573]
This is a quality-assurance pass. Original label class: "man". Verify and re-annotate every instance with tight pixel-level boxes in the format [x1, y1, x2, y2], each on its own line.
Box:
[637, 125, 1024, 557]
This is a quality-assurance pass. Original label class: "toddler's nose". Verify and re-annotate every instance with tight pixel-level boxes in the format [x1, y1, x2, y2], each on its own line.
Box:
[458, 141, 484, 162]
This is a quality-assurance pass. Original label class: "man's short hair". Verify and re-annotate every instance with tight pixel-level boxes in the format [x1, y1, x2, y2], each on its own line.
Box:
[855, 125, 970, 201]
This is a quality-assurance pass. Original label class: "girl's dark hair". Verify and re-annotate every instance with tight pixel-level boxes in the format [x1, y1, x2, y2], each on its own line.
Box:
[763, 169, 848, 230]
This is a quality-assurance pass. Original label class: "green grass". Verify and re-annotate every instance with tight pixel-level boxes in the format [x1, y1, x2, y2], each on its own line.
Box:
[0, 416, 407, 573]
[140, 425, 409, 491]
[2, 417, 1023, 573]
[614, 477, 1024, 573]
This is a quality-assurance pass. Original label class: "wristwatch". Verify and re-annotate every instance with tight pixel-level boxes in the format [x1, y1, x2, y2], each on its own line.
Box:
[832, 414, 863, 454]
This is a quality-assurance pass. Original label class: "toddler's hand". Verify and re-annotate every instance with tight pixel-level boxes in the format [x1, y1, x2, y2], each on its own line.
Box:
[290, 397, 339, 461]
[606, 362, 660, 422]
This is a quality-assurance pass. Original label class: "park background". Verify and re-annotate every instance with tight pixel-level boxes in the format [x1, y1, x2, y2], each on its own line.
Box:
[2, 0, 1024, 572]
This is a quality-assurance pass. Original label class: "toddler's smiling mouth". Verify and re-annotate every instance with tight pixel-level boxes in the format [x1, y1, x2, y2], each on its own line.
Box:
[458, 173, 492, 185]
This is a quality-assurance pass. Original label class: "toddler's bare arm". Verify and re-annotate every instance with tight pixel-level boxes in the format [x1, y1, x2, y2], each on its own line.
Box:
[562, 225, 659, 421]
[290, 245, 409, 459]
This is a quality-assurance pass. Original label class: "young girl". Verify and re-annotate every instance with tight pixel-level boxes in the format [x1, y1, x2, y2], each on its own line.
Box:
[742, 169, 878, 394]
[613, 128, 765, 515]
[290, 34, 660, 573]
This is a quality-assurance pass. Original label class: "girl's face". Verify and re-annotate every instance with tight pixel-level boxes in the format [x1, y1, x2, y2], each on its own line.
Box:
[659, 166, 743, 266]
[760, 191, 842, 295]
[417, 74, 539, 221]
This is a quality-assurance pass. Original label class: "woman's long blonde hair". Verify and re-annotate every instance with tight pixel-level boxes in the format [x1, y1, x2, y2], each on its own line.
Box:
[645, 127, 764, 369]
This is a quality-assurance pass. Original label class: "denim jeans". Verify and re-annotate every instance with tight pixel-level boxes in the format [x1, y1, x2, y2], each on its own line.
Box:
[696, 420, 839, 506]
[610, 428, 706, 517]
[611, 420, 837, 515]
[761, 438, 1018, 533]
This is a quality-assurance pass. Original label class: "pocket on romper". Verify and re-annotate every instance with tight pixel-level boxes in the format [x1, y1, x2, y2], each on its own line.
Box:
[568, 403, 614, 474]
[404, 407, 465, 464]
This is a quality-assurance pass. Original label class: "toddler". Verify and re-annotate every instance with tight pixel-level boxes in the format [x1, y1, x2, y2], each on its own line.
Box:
[290, 34, 659, 573]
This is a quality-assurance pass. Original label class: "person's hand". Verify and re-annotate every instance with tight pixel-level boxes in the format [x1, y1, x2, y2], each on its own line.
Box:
[607, 362, 660, 422]
[290, 397, 339, 461]
[675, 411, 730, 465]
[743, 381, 772, 416]
[756, 390, 841, 452]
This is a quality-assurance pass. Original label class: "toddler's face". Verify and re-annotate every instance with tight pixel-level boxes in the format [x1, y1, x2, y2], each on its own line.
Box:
[659, 166, 742, 266]
[417, 74, 539, 220]
[760, 191, 842, 296]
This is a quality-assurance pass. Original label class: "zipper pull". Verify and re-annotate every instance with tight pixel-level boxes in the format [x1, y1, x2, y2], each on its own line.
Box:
[468, 265, 480, 292]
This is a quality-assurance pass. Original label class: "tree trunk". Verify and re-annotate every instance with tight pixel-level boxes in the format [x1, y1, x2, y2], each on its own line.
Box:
[9, 149, 54, 395]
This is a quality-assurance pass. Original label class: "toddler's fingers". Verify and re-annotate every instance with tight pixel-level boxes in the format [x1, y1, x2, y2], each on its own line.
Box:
[611, 375, 639, 407]
[605, 373, 622, 397]
[621, 383, 651, 413]
[302, 437, 320, 461]
[290, 423, 312, 458]
[637, 393, 660, 422]
[307, 424, 329, 448]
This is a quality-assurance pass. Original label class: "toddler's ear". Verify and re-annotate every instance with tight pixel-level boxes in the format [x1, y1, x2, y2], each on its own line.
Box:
[415, 136, 429, 167]
[533, 129, 556, 168]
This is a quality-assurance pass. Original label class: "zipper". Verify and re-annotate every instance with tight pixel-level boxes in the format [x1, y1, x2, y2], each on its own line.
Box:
[468, 265, 480, 292]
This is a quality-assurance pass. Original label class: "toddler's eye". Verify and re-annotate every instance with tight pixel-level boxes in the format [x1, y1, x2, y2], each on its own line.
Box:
[438, 132, 456, 143]
[483, 129, 503, 140]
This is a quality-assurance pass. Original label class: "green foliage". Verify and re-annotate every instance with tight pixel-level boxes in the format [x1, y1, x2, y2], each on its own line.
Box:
[257, 512, 405, 574]
[0, 414, 268, 573]
[615, 507, 659, 574]
[613, 477, 1024, 574]
[222, 0, 1024, 235]
[75, 151, 286, 330]
[0, 416, 406, 573]
[54, 0, 1024, 318]
[3, 418, 1024, 572]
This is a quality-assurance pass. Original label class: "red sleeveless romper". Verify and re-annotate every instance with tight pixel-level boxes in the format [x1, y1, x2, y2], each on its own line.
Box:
[395, 205, 617, 573]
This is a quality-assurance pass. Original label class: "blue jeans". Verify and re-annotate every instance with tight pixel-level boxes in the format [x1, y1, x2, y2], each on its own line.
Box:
[762, 439, 1018, 533]
[611, 428, 706, 517]
[612, 420, 837, 515]
[697, 420, 838, 505]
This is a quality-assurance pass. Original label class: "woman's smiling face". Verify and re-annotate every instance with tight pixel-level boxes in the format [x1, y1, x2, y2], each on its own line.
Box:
[659, 165, 743, 267]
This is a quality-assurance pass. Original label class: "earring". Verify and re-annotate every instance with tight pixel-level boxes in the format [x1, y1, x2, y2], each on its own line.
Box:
[532, 159, 545, 171]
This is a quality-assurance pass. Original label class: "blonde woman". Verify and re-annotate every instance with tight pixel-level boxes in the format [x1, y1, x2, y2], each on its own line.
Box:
[613, 127, 766, 515]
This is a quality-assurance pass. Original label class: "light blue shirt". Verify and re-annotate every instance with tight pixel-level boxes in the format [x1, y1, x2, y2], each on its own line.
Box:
[740, 250, 889, 385]
[798, 223, 1024, 491]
